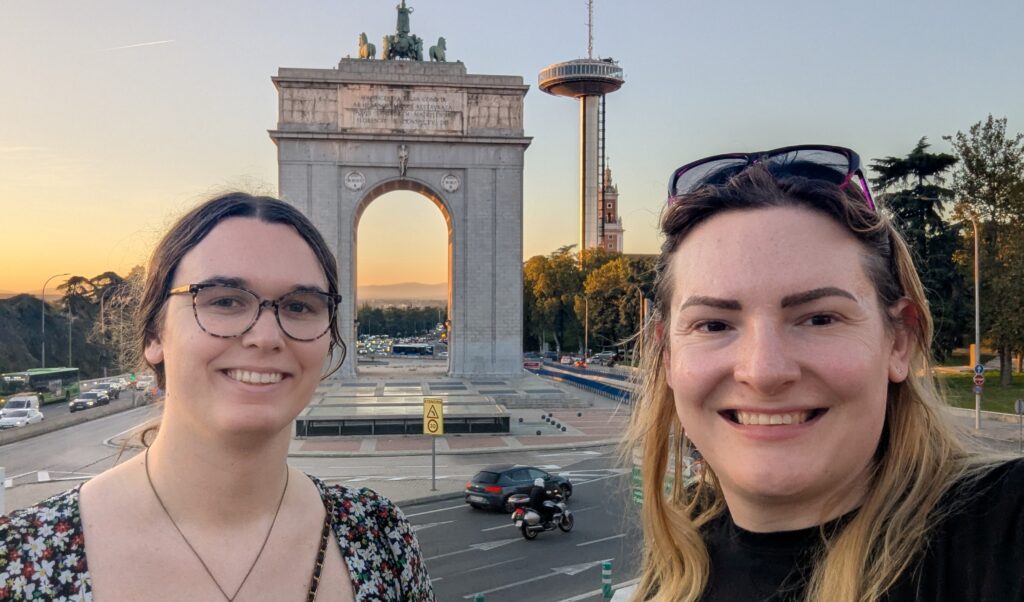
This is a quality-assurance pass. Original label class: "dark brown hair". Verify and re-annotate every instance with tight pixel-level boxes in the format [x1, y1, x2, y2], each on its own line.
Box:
[135, 192, 345, 388]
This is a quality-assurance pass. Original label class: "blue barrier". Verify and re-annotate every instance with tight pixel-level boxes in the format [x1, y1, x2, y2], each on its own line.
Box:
[527, 367, 633, 404]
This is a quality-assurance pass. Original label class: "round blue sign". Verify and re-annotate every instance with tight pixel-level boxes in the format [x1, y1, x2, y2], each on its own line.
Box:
[974, 364, 985, 375]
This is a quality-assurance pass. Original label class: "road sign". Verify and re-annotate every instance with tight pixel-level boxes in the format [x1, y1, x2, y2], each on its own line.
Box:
[423, 397, 444, 435]
[974, 364, 985, 375]
[973, 374, 985, 386]
[974, 385, 983, 395]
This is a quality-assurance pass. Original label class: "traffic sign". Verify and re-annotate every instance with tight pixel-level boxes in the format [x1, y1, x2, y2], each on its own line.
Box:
[973, 374, 985, 386]
[974, 364, 985, 375]
[423, 397, 444, 435]
[974, 385, 983, 395]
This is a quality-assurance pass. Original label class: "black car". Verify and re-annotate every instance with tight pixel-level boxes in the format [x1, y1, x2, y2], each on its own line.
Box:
[92, 383, 120, 400]
[464, 464, 572, 511]
[69, 391, 109, 413]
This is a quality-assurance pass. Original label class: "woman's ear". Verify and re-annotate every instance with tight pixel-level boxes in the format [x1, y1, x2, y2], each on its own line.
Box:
[144, 336, 164, 367]
[888, 298, 918, 382]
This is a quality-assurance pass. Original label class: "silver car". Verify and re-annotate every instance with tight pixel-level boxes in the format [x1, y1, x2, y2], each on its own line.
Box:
[0, 408, 44, 429]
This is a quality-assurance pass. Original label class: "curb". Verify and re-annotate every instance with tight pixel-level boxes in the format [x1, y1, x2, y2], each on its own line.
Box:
[392, 491, 465, 507]
[286, 438, 620, 458]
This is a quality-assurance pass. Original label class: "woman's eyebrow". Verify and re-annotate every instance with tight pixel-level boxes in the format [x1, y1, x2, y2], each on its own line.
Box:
[780, 287, 857, 307]
[678, 287, 857, 312]
[678, 296, 742, 311]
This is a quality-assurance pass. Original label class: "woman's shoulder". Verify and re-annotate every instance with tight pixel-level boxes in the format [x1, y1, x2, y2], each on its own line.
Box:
[945, 457, 1024, 511]
[1, 486, 83, 543]
[307, 475, 411, 528]
[1, 486, 89, 596]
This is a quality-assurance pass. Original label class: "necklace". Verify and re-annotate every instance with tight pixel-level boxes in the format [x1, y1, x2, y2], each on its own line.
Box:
[144, 447, 290, 601]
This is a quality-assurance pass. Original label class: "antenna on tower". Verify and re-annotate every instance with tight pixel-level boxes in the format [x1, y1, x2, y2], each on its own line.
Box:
[587, 0, 594, 59]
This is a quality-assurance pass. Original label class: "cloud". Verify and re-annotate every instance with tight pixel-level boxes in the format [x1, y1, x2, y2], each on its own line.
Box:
[97, 40, 175, 52]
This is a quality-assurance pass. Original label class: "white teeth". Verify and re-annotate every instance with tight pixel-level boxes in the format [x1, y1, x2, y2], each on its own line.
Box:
[734, 411, 811, 426]
[227, 370, 283, 385]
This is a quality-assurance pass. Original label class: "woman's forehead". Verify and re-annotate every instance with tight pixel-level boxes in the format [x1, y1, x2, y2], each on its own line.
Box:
[176, 218, 328, 288]
[669, 208, 873, 304]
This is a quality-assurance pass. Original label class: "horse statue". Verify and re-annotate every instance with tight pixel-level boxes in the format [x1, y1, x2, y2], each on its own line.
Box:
[358, 32, 376, 59]
[429, 37, 446, 62]
[383, 32, 423, 60]
[381, 35, 391, 60]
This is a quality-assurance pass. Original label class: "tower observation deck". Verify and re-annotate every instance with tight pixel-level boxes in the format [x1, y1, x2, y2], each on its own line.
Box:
[539, 56, 625, 253]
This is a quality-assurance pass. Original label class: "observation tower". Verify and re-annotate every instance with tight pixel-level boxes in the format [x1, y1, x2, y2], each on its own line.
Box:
[538, 0, 624, 252]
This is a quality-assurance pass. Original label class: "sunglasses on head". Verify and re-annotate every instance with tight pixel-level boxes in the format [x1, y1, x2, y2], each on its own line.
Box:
[666, 145, 875, 212]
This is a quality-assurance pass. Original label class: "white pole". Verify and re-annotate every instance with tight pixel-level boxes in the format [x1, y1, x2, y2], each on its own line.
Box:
[0, 466, 5, 515]
[41, 273, 69, 368]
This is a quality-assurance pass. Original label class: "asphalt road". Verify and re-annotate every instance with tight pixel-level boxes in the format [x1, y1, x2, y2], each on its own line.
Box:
[410, 457, 641, 602]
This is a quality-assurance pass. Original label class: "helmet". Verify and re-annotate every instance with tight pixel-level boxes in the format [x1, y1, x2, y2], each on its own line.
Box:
[534, 478, 545, 488]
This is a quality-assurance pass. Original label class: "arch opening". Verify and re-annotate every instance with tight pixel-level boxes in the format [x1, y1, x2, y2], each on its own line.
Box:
[353, 180, 453, 376]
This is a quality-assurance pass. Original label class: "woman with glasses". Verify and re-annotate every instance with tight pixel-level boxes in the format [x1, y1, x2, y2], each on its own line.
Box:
[623, 147, 1023, 601]
[0, 193, 434, 601]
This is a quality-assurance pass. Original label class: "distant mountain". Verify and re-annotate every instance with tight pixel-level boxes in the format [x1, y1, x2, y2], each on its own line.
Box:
[358, 282, 447, 301]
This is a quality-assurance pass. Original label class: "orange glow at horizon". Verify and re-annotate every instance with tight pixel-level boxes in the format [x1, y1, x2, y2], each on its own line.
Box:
[356, 191, 448, 287]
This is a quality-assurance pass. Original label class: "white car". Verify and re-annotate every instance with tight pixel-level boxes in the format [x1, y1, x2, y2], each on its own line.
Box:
[0, 408, 44, 429]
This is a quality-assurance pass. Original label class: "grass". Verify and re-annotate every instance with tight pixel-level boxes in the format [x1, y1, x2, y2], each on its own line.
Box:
[937, 348, 999, 368]
[937, 372, 1024, 414]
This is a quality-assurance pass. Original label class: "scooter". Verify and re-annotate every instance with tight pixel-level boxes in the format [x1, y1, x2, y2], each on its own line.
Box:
[508, 491, 574, 540]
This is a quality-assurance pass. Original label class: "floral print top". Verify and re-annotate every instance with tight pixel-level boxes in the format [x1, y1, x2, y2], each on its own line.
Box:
[0, 475, 434, 601]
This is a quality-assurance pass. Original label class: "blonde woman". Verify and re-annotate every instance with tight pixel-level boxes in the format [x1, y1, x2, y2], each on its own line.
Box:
[623, 146, 1023, 601]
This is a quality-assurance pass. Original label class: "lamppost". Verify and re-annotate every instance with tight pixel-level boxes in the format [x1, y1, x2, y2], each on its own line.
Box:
[40, 273, 69, 368]
[969, 216, 981, 430]
[953, 216, 982, 430]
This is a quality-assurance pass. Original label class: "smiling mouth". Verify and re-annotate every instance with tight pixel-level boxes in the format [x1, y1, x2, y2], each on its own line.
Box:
[225, 369, 284, 385]
[722, 409, 827, 426]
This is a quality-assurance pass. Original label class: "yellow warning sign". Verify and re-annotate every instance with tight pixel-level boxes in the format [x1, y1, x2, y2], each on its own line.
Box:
[423, 397, 444, 435]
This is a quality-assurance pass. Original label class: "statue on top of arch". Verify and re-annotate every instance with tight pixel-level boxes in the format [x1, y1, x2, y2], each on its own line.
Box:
[382, 0, 424, 61]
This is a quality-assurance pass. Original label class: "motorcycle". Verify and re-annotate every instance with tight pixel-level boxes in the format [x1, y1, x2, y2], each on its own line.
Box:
[507, 491, 574, 540]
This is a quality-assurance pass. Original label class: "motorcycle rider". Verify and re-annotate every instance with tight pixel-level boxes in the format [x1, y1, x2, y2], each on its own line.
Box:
[528, 478, 557, 524]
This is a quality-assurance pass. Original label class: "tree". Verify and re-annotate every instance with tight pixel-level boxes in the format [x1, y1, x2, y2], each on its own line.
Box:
[945, 116, 1024, 384]
[870, 138, 968, 362]
[523, 246, 583, 353]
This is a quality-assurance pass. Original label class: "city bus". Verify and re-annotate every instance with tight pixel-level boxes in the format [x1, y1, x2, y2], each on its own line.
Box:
[391, 343, 434, 356]
[1, 367, 81, 405]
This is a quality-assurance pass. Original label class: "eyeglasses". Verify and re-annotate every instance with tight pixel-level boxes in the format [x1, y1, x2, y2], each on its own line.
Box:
[667, 145, 875, 211]
[168, 283, 341, 342]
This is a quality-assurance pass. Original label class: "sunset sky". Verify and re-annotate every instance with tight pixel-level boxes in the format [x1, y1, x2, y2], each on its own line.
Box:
[2, 0, 1022, 294]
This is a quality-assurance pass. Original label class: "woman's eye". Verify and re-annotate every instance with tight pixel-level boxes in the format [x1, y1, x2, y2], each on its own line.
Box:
[695, 320, 730, 333]
[805, 314, 835, 326]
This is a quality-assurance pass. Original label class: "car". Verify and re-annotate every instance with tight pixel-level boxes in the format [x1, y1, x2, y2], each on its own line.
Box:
[0, 407, 44, 429]
[464, 464, 573, 511]
[523, 359, 541, 370]
[92, 382, 120, 400]
[592, 351, 616, 365]
[559, 355, 574, 365]
[69, 391, 109, 413]
[1, 394, 41, 417]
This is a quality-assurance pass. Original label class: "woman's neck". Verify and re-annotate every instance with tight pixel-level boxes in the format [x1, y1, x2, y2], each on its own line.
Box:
[143, 415, 293, 526]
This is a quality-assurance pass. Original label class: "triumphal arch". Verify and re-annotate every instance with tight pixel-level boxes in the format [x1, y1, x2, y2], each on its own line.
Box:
[269, 22, 531, 378]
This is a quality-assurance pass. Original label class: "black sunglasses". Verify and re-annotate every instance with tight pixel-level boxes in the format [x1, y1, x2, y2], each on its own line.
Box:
[667, 145, 875, 212]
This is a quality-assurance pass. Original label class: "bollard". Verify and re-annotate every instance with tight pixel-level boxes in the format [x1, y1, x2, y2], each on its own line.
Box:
[0, 466, 5, 515]
[602, 560, 613, 598]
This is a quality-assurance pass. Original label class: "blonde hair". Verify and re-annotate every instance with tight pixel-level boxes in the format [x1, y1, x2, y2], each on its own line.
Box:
[622, 166, 997, 602]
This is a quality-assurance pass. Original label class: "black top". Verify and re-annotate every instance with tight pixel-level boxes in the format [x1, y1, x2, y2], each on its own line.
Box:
[700, 458, 1024, 601]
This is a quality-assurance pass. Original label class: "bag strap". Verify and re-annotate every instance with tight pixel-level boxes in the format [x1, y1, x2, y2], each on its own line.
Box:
[306, 496, 336, 602]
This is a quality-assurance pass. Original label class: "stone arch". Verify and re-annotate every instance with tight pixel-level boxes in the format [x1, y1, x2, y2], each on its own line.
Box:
[350, 178, 454, 374]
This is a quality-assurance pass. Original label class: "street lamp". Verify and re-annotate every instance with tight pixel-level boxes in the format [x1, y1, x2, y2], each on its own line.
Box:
[40, 273, 69, 368]
[969, 217, 981, 430]
[952, 216, 982, 430]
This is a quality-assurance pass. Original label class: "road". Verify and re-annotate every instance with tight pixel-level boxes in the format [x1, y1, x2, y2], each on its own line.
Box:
[409, 456, 640, 601]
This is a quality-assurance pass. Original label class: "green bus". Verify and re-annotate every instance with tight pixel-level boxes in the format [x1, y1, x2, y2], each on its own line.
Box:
[1, 367, 81, 405]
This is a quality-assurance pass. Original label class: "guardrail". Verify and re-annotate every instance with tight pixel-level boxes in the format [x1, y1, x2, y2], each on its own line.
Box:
[528, 366, 633, 404]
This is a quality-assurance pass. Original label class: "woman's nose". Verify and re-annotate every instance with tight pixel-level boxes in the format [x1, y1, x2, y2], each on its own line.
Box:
[733, 322, 800, 396]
